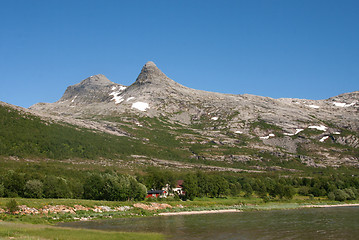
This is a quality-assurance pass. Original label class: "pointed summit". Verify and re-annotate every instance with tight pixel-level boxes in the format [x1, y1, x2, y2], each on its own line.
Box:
[134, 61, 170, 86]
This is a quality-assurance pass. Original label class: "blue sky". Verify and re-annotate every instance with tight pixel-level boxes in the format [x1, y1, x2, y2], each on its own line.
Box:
[1, 0, 358, 108]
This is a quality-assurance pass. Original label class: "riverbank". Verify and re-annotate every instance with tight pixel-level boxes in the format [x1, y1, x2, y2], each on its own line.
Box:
[158, 209, 242, 216]
[1, 197, 359, 225]
[302, 203, 359, 208]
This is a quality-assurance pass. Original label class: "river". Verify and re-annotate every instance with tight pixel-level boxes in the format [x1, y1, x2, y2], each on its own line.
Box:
[60, 206, 359, 239]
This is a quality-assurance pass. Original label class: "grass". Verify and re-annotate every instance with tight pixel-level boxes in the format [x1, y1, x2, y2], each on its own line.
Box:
[0, 222, 164, 240]
[0, 198, 134, 209]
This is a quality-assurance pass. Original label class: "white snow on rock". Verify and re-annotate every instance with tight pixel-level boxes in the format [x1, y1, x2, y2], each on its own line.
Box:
[333, 102, 356, 107]
[308, 125, 327, 131]
[260, 133, 275, 139]
[131, 102, 149, 111]
[211, 117, 219, 120]
[319, 136, 329, 142]
[235, 131, 243, 134]
[333, 132, 341, 135]
[284, 129, 304, 136]
[307, 105, 320, 109]
[126, 97, 135, 102]
[109, 86, 127, 104]
[295, 129, 304, 135]
[71, 96, 77, 103]
[284, 133, 294, 136]
[109, 91, 124, 104]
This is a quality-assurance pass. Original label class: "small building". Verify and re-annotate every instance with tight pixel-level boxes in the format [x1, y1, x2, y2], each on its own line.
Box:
[173, 180, 185, 196]
[146, 189, 167, 198]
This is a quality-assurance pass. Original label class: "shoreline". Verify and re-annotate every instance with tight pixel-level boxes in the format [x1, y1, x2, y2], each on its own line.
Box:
[158, 203, 359, 216]
[158, 209, 242, 216]
[301, 203, 359, 208]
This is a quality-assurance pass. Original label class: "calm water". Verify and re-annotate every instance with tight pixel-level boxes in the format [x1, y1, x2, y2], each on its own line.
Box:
[60, 207, 359, 239]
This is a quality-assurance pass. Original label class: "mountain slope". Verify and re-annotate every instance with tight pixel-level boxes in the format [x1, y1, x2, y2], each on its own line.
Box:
[26, 62, 359, 169]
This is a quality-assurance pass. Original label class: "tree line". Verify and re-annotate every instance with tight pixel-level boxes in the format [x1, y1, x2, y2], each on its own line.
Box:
[0, 168, 358, 202]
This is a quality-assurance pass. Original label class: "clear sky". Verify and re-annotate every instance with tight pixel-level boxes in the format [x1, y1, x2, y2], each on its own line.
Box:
[1, 0, 358, 108]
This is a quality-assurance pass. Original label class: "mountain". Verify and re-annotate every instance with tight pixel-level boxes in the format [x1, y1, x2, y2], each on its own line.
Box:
[21, 61, 359, 170]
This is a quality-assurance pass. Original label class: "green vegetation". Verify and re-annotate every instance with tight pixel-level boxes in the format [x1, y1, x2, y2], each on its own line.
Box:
[0, 105, 146, 160]
[6, 199, 19, 213]
[0, 222, 164, 240]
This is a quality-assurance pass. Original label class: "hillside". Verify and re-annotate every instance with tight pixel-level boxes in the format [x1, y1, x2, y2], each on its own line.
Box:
[27, 62, 359, 170]
[0, 61, 357, 172]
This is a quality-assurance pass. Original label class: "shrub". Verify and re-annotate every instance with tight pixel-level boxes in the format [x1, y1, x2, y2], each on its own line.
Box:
[333, 189, 349, 201]
[328, 192, 335, 201]
[0, 184, 4, 197]
[344, 188, 357, 200]
[6, 199, 19, 213]
[24, 180, 43, 198]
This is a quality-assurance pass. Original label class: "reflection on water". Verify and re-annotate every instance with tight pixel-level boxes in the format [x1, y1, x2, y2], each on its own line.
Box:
[60, 207, 359, 239]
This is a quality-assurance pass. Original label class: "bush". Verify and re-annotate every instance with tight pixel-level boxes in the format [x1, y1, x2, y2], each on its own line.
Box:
[24, 180, 43, 198]
[333, 189, 349, 201]
[328, 192, 335, 201]
[0, 184, 4, 197]
[6, 199, 19, 213]
[344, 188, 357, 200]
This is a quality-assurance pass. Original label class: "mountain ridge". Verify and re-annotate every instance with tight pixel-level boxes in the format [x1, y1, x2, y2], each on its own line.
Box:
[25, 61, 359, 169]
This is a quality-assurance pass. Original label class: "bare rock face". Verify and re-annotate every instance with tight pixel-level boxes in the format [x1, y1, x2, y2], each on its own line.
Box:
[28, 61, 359, 168]
[59, 74, 116, 104]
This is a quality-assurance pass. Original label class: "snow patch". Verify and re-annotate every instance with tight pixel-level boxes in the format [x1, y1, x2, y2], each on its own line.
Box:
[333, 132, 341, 135]
[284, 129, 304, 136]
[131, 102, 149, 111]
[260, 133, 275, 140]
[295, 129, 304, 135]
[319, 136, 329, 142]
[211, 117, 219, 121]
[235, 131, 243, 134]
[119, 86, 127, 91]
[126, 97, 135, 102]
[283, 133, 294, 136]
[307, 105, 320, 109]
[308, 125, 327, 131]
[71, 96, 77, 103]
[333, 102, 356, 107]
[109, 87, 127, 104]
[135, 122, 143, 127]
[109, 91, 124, 104]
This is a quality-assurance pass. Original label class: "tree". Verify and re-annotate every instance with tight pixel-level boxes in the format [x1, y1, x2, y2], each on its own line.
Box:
[3, 170, 25, 197]
[43, 176, 71, 198]
[0, 183, 4, 197]
[24, 180, 43, 198]
[182, 173, 199, 200]
[283, 185, 295, 199]
[333, 189, 349, 201]
[83, 173, 105, 200]
[243, 183, 253, 198]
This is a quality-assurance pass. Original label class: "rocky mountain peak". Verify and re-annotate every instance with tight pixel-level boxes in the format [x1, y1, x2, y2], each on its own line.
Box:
[133, 61, 172, 86]
[78, 74, 113, 87]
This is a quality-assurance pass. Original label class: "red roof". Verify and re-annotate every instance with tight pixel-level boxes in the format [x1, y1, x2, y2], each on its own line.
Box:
[176, 180, 184, 188]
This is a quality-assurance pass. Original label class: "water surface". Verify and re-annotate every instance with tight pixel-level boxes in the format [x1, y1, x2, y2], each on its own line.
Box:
[60, 206, 359, 239]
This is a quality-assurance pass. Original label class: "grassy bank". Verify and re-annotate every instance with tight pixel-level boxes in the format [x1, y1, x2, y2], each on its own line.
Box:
[1, 196, 358, 224]
[0, 222, 164, 240]
[1, 197, 358, 239]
